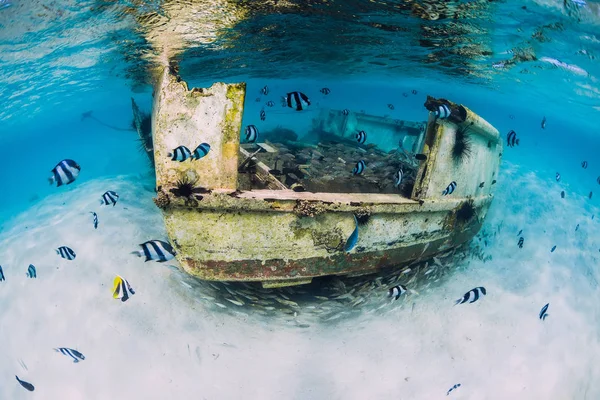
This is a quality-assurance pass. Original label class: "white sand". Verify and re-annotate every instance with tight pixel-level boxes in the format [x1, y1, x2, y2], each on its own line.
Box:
[1, 163, 599, 400]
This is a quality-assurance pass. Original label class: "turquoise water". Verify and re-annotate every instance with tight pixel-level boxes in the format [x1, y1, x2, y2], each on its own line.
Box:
[1, 1, 600, 398]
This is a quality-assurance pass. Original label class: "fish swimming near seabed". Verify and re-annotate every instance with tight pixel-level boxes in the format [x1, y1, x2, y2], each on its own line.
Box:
[245, 125, 259, 143]
[518, 237, 524, 248]
[556, 172, 560, 182]
[100, 190, 119, 207]
[455, 287, 486, 305]
[539, 303, 549, 320]
[394, 169, 404, 187]
[192, 143, 211, 160]
[90, 212, 98, 229]
[54, 347, 85, 363]
[447, 383, 461, 396]
[353, 160, 366, 175]
[344, 215, 359, 253]
[56, 246, 76, 260]
[15, 376, 34, 392]
[27, 264, 36, 278]
[168, 146, 192, 162]
[49, 159, 81, 187]
[260, 110, 266, 121]
[342, 109, 349, 116]
[0, 265, 4, 281]
[131, 240, 176, 262]
[442, 181, 457, 195]
[388, 285, 407, 300]
[113, 275, 135, 302]
[283, 91, 310, 111]
[356, 130, 367, 144]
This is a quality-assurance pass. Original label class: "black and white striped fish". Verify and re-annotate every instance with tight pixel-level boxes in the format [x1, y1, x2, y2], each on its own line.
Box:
[113, 275, 135, 302]
[132, 240, 176, 262]
[15, 376, 34, 392]
[455, 287, 486, 305]
[0, 265, 4, 282]
[507, 130, 519, 147]
[353, 160, 365, 175]
[387, 103, 395, 110]
[518, 236, 524, 248]
[582, 160, 588, 169]
[27, 264, 36, 278]
[434, 104, 451, 119]
[266, 101, 275, 107]
[260, 110, 266, 121]
[342, 109, 349, 116]
[54, 347, 85, 363]
[442, 181, 457, 195]
[192, 143, 211, 160]
[168, 146, 192, 162]
[283, 91, 310, 111]
[447, 383, 461, 396]
[388, 284, 407, 300]
[245, 125, 258, 143]
[539, 303, 549, 321]
[320, 87, 331, 95]
[556, 172, 560, 182]
[49, 159, 81, 187]
[260, 85, 269, 96]
[356, 130, 367, 144]
[100, 190, 119, 206]
[411, 89, 418, 95]
[90, 212, 98, 229]
[394, 169, 404, 187]
[56, 246, 76, 260]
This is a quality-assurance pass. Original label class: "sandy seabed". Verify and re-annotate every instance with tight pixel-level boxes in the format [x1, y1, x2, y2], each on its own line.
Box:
[0, 164, 599, 400]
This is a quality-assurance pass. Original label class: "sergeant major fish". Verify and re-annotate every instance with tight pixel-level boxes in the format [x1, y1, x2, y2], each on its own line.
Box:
[113, 275, 135, 302]
[344, 214, 359, 253]
[132, 240, 176, 262]
[49, 159, 81, 187]
[442, 181, 457, 195]
[56, 246, 76, 260]
[455, 287, 486, 305]
[353, 160, 366, 175]
[100, 190, 119, 206]
[54, 347, 85, 363]
[167, 146, 192, 162]
[192, 143, 211, 160]
[283, 91, 310, 111]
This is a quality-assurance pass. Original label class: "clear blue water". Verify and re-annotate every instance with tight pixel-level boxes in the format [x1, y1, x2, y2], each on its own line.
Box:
[1, 0, 600, 398]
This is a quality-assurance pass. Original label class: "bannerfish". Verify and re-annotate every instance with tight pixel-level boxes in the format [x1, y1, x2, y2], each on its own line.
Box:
[507, 130, 519, 147]
[245, 125, 258, 143]
[54, 347, 85, 363]
[539, 303, 549, 321]
[551, 245, 557, 252]
[90, 212, 98, 229]
[442, 181, 457, 195]
[100, 190, 119, 207]
[0, 265, 4, 281]
[260, 85, 269, 96]
[394, 169, 404, 187]
[266, 101, 275, 107]
[56, 246, 76, 260]
[132, 240, 176, 262]
[342, 109, 349, 116]
[518, 237, 524, 248]
[434, 104, 451, 119]
[388, 284, 407, 300]
[167, 146, 192, 162]
[561, 191, 565, 198]
[541, 116, 546, 129]
[344, 214, 359, 253]
[283, 91, 310, 111]
[192, 143, 211, 160]
[447, 383, 461, 396]
[582, 160, 588, 169]
[388, 104, 395, 110]
[49, 159, 81, 187]
[260, 110, 266, 121]
[411, 89, 418, 95]
[15, 376, 34, 392]
[27, 264, 36, 278]
[353, 160, 366, 175]
[113, 275, 135, 302]
[320, 88, 331, 95]
[556, 172, 561, 182]
[356, 130, 367, 144]
[455, 287, 486, 305]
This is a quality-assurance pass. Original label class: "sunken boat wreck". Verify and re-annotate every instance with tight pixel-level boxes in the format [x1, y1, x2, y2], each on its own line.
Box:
[140, 68, 502, 288]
